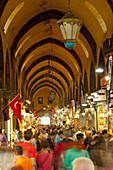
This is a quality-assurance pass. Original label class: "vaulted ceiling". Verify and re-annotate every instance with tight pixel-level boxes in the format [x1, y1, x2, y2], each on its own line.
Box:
[0, 0, 113, 108]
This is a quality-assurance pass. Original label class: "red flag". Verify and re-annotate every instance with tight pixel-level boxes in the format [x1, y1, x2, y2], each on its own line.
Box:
[33, 109, 37, 119]
[9, 95, 21, 121]
[51, 108, 55, 117]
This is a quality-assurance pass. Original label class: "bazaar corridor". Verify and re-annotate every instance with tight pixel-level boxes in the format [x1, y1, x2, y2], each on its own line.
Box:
[0, 0, 113, 169]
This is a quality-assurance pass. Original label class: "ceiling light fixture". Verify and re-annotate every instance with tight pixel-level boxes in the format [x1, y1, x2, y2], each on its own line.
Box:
[95, 67, 104, 73]
[57, 0, 82, 49]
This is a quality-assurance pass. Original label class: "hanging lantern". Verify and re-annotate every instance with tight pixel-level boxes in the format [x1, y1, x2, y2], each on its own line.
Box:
[57, 0, 82, 49]
[50, 90, 56, 101]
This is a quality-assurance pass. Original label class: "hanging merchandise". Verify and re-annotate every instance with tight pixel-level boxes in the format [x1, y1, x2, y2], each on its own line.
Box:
[98, 106, 108, 131]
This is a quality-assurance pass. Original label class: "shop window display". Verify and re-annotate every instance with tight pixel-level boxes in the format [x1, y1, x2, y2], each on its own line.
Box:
[98, 107, 108, 131]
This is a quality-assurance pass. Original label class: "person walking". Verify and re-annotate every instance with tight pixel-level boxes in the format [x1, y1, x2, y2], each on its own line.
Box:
[63, 133, 89, 170]
[14, 131, 24, 145]
[36, 140, 53, 170]
[0, 129, 8, 151]
[15, 129, 36, 169]
[13, 146, 32, 170]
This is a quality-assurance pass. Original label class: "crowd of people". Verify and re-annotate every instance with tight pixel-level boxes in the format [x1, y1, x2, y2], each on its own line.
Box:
[0, 125, 113, 169]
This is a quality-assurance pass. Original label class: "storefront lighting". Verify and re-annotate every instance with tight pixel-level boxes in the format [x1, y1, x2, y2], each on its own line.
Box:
[86, 108, 89, 112]
[105, 76, 110, 81]
[76, 110, 80, 114]
[26, 100, 31, 104]
[104, 105, 108, 110]
[54, 114, 57, 117]
[57, 0, 82, 49]
[95, 68, 104, 73]
[93, 92, 98, 96]
[23, 122, 27, 126]
[87, 96, 93, 100]
[109, 110, 111, 115]
[82, 103, 88, 107]
[110, 90, 113, 93]
[75, 114, 79, 118]
[82, 112, 85, 116]
[90, 108, 94, 111]
[57, 109, 61, 113]
[61, 115, 63, 118]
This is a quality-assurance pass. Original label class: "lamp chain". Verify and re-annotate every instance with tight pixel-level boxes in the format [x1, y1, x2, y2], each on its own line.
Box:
[50, 24, 53, 91]
[68, 0, 71, 11]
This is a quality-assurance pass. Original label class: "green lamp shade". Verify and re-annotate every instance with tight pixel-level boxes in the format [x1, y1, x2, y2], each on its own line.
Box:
[65, 42, 76, 49]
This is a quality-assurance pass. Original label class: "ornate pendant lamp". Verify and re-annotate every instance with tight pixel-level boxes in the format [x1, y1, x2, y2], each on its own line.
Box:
[57, 0, 82, 49]
[50, 90, 56, 101]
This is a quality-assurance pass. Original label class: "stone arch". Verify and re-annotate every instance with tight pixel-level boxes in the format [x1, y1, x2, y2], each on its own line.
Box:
[0, 33, 4, 88]
[98, 48, 105, 89]
[84, 70, 88, 94]
[16, 72, 18, 94]
[76, 82, 78, 102]
[5, 49, 10, 89]
[90, 62, 96, 92]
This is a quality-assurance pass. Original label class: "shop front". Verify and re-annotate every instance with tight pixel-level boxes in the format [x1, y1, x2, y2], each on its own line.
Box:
[97, 104, 108, 131]
[89, 89, 108, 131]
[20, 109, 36, 133]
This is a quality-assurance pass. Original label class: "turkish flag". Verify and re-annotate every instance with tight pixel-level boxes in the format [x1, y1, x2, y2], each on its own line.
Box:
[33, 110, 37, 119]
[9, 95, 21, 122]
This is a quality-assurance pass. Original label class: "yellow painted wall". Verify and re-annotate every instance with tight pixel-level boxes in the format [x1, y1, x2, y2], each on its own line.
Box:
[33, 87, 59, 111]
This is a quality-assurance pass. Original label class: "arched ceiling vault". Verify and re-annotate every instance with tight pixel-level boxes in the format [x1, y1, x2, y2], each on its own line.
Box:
[0, 0, 113, 101]
[30, 80, 63, 96]
[18, 38, 82, 74]
[25, 62, 73, 87]
[23, 55, 75, 84]
[28, 73, 66, 94]
[26, 66, 69, 89]
[28, 77, 65, 98]
[30, 82, 63, 100]
[31, 84, 60, 99]
[27, 70, 68, 93]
